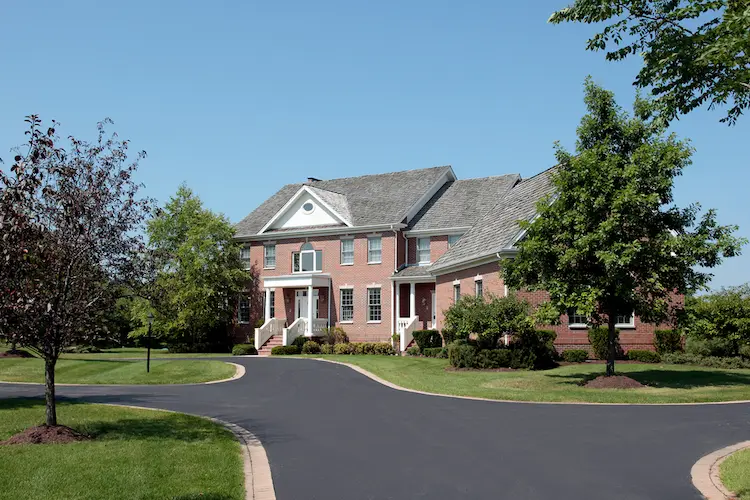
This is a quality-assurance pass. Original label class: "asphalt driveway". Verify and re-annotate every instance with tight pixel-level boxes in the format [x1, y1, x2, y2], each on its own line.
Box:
[1, 357, 749, 499]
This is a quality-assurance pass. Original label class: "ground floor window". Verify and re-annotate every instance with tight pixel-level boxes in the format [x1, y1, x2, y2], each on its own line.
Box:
[368, 287, 381, 322]
[616, 311, 635, 327]
[340, 288, 353, 322]
[239, 296, 250, 324]
[567, 308, 587, 327]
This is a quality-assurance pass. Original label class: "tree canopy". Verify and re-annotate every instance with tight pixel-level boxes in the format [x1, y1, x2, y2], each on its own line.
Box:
[0, 116, 151, 424]
[142, 184, 250, 350]
[502, 79, 745, 375]
[550, 0, 750, 125]
[684, 284, 750, 355]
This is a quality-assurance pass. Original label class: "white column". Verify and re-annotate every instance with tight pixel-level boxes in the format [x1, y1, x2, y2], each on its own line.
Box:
[264, 288, 271, 322]
[307, 284, 314, 335]
[395, 283, 401, 319]
[409, 282, 416, 319]
[390, 281, 395, 333]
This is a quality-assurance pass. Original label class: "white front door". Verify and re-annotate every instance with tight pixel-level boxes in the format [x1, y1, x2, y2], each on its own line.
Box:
[295, 290, 319, 320]
[431, 291, 437, 329]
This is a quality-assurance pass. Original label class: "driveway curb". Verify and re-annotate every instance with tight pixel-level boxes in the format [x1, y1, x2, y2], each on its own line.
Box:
[691, 441, 750, 500]
[307, 357, 750, 406]
[0, 361, 245, 386]
[102, 403, 276, 500]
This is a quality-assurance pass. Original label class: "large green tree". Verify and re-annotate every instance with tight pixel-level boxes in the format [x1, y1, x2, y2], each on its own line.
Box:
[143, 185, 249, 349]
[684, 284, 750, 355]
[550, 0, 750, 125]
[502, 79, 745, 376]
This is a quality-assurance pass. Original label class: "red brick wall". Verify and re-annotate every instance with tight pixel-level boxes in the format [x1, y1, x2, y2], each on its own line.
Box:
[435, 261, 504, 331]
[243, 232, 397, 342]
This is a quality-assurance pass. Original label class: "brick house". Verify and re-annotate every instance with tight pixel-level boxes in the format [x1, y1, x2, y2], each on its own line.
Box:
[233, 165, 661, 354]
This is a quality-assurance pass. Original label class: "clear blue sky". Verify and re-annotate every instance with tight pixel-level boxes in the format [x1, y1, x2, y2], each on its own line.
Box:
[1, 1, 747, 290]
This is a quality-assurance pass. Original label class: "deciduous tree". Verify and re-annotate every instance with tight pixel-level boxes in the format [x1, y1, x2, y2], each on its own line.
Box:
[502, 79, 745, 376]
[0, 116, 151, 425]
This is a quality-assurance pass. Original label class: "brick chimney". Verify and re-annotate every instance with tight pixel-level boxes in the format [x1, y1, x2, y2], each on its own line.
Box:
[307, 177, 322, 183]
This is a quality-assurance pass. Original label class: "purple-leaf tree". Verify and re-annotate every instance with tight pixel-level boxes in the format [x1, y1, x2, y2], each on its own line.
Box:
[0, 116, 152, 426]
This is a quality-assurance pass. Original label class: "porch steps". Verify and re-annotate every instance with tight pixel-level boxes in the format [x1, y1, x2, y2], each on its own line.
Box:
[258, 334, 283, 356]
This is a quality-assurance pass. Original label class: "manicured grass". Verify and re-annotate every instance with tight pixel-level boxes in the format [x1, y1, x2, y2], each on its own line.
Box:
[721, 448, 750, 498]
[0, 399, 243, 500]
[61, 347, 232, 360]
[0, 358, 236, 385]
[307, 355, 750, 403]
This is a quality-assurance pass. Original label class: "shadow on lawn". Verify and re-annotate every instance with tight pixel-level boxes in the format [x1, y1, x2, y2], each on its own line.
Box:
[547, 368, 750, 389]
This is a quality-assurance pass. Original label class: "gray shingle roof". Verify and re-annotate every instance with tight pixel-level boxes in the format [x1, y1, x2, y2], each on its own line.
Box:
[392, 266, 434, 279]
[235, 166, 453, 237]
[430, 168, 556, 273]
[308, 186, 352, 226]
[406, 175, 520, 231]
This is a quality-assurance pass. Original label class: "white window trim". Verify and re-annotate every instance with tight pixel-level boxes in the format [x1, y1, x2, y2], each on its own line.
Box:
[567, 309, 589, 329]
[240, 246, 252, 270]
[238, 296, 250, 324]
[416, 237, 431, 265]
[340, 237, 354, 266]
[292, 247, 323, 274]
[615, 312, 636, 329]
[366, 286, 382, 323]
[475, 279, 483, 296]
[340, 288, 354, 324]
[367, 236, 382, 264]
[263, 244, 276, 270]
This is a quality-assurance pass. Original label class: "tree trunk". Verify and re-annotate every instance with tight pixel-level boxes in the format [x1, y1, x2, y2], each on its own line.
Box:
[11, 340, 17, 351]
[606, 309, 617, 377]
[44, 357, 57, 426]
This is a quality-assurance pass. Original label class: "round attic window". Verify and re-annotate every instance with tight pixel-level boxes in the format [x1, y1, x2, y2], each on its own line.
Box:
[302, 202, 315, 214]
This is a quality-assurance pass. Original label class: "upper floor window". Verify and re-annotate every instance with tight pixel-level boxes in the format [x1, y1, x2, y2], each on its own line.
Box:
[448, 235, 461, 248]
[341, 238, 354, 265]
[292, 243, 322, 273]
[263, 244, 276, 269]
[368, 236, 382, 264]
[475, 279, 483, 297]
[417, 237, 431, 264]
[567, 308, 588, 328]
[453, 283, 461, 302]
[240, 246, 251, 270]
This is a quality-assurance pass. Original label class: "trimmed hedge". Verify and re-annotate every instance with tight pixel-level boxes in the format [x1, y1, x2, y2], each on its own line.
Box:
[302, 341, 321, 354]
[662, 352, 750, 369]
[232, 344, 257, 356]
[447, 343, 511, 369]
[627, 349, 661, 363]
[271, 345, 300, 355]
[406, 346, 420, 356]
[320, 344, 333, 354]
[509, 329, 557, 370]
[330, 342, 395, 355]
[562, 349, 588, 363]
[412, 330, 442, 350]
[422, 347, 448, 358]
[588, 327, 622, 360]
[447, 343, 477, 368]
[654, 329, 682, 354]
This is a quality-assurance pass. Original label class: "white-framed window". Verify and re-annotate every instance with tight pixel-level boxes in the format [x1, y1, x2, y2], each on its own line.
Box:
[567, 308, 588, 328]
[475, 279, 483, 297]
[368, 236, 382, 264]
[448, 235, 461, 248]
[453, 283, 461, 302]
[238, 296, 250, 324]
[292, 243, 322, 273]
[340, 288, 354, 322]
[340, 238, 354, 265]
[240, 246, 251, 270]
[616, 311, 635, 328]
[367, 287, 381, 322]
[417, 237, 431, 264]
[263, 244, 276, 269]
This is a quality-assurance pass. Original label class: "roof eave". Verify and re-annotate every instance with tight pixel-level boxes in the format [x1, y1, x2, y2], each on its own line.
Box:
[235, 223, 407, 242]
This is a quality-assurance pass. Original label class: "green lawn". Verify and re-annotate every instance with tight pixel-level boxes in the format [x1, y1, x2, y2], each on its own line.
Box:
[0, 358, 236, 385]
[61, 347, 232, 360]
[0, 399, 243, 500]
[721, 448, 750, 498]
[307, 355, 750, 403]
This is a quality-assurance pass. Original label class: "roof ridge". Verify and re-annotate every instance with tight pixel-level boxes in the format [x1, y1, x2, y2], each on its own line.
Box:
[314, 165, 451, 184]
[453, 173, 520, 182]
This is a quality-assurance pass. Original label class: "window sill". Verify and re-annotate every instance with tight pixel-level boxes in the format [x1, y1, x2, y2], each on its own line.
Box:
[291, 270, 324, 274]
[339, 321, 353, 324]
[367, 321, 382, 324]
[568, 324, 589, 330]
[263, 267, 276, 271]
[616, 324, 636, 329]
[368, 261, 382, 265]
[340, 262, 354, 266]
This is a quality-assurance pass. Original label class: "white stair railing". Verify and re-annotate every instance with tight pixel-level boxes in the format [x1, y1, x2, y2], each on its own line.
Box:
[399, 316, 420, 352]
[311, 318, 328, 336]
[255, 318, 284, 349]
[283, 317, 307, 346]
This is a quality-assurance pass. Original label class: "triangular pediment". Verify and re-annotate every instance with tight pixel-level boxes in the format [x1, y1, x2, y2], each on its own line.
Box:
[259, 186, 352, 233]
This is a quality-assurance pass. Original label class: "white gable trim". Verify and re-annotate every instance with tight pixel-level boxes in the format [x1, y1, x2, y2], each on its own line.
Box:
[403, 167, 457, 223]
[258, 186, 353, 234]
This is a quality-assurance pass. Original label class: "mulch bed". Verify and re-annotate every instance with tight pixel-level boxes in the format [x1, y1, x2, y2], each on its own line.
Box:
[0, 425, 91, 445]
[584, 375, 645, 389]
[0, 349, 34, 358]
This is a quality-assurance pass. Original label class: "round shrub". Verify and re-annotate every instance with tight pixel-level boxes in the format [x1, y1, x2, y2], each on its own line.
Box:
[271, 345, 300, 355]
[292, 336, 308, 349]
[412, 330, 442, 350]
[334, 343, 354, 355]
[588, 327, 622, 360]
[232, 344, 257, 356]
[302, 341, 321, 354]
[448, 343, 477, 368]
[320, 344, 333, 354]
[475, 349, 512, 369]
[421, 347, 444, 358]
[627, 349, 661, 363]
[562, 349, 588, 363]
[405, 345, 420, 356]
[654, 329, 682, 354]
